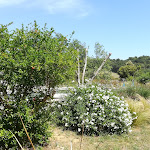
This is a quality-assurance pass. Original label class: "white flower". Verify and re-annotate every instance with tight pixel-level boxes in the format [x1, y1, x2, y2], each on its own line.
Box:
[90, 121, 94, 125]
[78, 128, 81, 132]
[118, 108, 124, 113]
[102, 95, 109, 100]
[0, 105, 4, 110]
[84, 112, 89, 115]
[60, 112, 64, 115]
[77, 96, 82, 100]
[109, 99, 113, 101]
[93, 126, 97, 130]
[111, 122, 115, 127]
[58, 105, 61, 108]
[65, 123, 68, 127]
[85, 118, 89, 122]
[82, 120, 85, 124]
[92, 100, 96, 103]
[91, 118, 95, 121]
[96, 96, 100, 99]
[121, 96, 124, 99]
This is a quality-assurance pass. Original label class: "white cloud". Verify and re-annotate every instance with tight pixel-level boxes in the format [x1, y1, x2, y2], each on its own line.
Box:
[27, 0, 91, 17]
[0, 0, 25, 7]
[0, 0, 92, 17]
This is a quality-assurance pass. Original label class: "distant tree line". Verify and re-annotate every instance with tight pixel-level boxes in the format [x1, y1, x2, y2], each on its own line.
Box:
[110, 56, 150, 73]
[68, 38, 150, 83]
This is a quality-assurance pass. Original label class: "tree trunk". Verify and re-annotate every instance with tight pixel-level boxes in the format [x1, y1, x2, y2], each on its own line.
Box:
[90, 53, 112, 83]
[77, 49, 80, 86]
[82, 48, 88, 85]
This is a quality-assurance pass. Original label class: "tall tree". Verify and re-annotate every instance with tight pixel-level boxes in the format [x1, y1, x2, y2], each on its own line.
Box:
[118, 61, 139, 79]
[94, 42, 107, 59]
[69, 39, 87, 83]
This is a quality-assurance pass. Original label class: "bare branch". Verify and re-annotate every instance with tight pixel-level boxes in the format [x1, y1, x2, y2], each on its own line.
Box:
[90, 53, 112, 83]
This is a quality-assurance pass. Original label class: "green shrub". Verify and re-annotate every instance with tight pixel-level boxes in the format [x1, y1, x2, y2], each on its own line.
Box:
[137, 85, 150, 99]
[0, 93, 53, 149]
[0, 21, 77, 149]
[136, 72, 150, 84]
[53, 84, 135, 135]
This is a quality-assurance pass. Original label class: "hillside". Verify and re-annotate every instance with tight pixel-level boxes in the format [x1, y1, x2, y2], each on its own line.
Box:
[110, 55, 150, 73]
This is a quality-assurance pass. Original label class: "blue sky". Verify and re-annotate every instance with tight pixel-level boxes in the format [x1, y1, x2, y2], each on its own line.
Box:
[0, 0, 150, 60]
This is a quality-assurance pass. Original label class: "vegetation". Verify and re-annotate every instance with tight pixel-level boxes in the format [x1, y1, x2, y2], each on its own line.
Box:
[112, 84, 150, 99]
[118, 60, 140, 79]
[0, 21, 77, 149]
[53, 84, 135, 135]
[44, 125, 150, 150]
[0, 21, 150, 149]
[126, 98, 150, 126]
[136, 71, 150, 84]
[110, 56, 150, 73]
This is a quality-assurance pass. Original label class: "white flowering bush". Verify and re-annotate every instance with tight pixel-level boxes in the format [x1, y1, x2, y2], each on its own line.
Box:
[53, 84, 135, 135]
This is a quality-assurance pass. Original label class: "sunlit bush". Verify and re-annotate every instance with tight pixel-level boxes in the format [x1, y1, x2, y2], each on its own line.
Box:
[53, 84, 135, 135]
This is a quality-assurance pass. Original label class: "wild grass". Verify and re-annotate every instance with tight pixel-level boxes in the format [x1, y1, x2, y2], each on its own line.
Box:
[43, 124, 150, 150]
[110, 72, 120, 80]
[112, 83, 150, 99]
[126, 97, 150, 126]
[136, 85, 150, 99]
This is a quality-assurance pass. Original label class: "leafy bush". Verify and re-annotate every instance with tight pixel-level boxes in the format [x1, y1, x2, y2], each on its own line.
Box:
[53, 84, 135, 135]
[136, 72, 150, 84]
[0, 21, 77, 149]
[118, 61, 139, 79]
[0, 96, 52, 149]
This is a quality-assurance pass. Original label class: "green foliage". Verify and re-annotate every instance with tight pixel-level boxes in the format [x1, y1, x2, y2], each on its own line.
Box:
[0, 98, 52, 149]
[110, 56, 150, 73]
[94, 42, 107, 59]
[112, 86, 136, 99]
[136, 85, 150, 99]
[124, 86, 137, 98]
[69, 39, 86, 67]
[53, 84, 135, 135]
[127, 56, 150, 70]
[86, 57, 112, 80]
[0, 21, 77, 149]
[136, 72, 150, 84]
[112, 84, 150, 99]
[110, 59, 126, 73]
[118, 61, 139, 79]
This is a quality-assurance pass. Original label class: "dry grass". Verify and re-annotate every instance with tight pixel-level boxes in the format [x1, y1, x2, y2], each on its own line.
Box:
[43, 96, 150, 150]
[43, 125, 150, 150]
[126, 96, 150, 126]
[110, 72, 120, 80]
